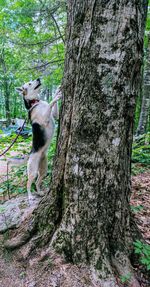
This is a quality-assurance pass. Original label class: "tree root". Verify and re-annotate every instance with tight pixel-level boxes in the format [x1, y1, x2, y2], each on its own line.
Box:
[4, 230, 31, 250]
[2, 201, 142, 287]
[112, 252, 140, 287]
[3, 227, 141, 287]
[4, 215, 36, 250]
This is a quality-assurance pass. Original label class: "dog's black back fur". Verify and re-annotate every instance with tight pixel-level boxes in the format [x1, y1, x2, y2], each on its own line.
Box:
[32, 123, 46, 153]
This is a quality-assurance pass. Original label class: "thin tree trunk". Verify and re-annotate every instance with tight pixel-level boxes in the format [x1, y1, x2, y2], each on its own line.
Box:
[136, 34, 150, 136]
[1, 51, 11, 125]
[4, 80, 10, 125]
[5, 1, 147, 286]
[13, 90, 17, 118]
[46, 85, 52, 102]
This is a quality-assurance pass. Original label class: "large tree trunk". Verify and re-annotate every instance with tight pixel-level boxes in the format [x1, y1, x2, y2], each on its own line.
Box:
[136, 34, 150, 136]
[5, 1, 147, 286]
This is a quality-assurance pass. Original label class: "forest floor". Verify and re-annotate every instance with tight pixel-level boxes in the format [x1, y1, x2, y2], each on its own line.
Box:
[0, 162, 150, 287]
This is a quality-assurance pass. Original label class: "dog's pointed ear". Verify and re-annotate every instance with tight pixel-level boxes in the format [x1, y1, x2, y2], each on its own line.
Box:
[16, 87, 23, 94]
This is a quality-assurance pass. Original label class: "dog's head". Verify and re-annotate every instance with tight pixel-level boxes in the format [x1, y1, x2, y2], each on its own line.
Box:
[16, 78, 41, 100]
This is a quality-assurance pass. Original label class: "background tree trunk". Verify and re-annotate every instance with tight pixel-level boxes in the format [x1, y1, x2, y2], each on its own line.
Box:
[1, 50, 11, 125]
[4, 80, 10, 125]
[136, 34, 150, 136]
[5, 1, 147, 286]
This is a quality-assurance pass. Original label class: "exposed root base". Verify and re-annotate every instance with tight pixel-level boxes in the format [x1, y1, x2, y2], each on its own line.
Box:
[3, 230, 142, 287]
[2, 199, 142, 287]
[4, 231, 30, 250]
[3, 215, 36, 250]
[3, 221, 142, 287]
[112, 253, 141, 287]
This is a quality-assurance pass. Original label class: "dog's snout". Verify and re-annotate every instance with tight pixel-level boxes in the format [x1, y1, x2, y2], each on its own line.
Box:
[37, 78, 40, 82]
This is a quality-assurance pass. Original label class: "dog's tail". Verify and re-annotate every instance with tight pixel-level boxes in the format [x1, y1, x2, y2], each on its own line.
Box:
[7, 155, 29, 166]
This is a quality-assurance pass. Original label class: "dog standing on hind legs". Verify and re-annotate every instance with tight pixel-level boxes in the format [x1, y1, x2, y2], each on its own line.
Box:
[16, 78, 62, 204]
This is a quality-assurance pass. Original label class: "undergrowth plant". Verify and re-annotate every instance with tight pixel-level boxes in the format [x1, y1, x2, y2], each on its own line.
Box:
[130, 205, 144, 213]
[132, 133, 150, 175]
[132, 133, 150, 165]
[134, 240, 150, 271]
[120, 273, 131, 284]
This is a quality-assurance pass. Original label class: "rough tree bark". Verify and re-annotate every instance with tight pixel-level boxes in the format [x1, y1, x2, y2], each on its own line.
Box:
[5, 1, 147, 286]
[136, 33, 150, 136]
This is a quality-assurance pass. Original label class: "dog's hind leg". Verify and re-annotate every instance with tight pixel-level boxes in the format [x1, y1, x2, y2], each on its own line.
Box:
[36, 154, 48, 196]
[27, 152, 41, 204]
[27, 175, 36, 204]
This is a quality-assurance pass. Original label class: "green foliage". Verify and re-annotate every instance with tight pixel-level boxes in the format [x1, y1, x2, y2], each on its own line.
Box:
[132, 145, 150, 165]
[0, 0, 66, 119]
[131, 164, 149, 175]
[132, 133, 150, 175]
[0, 133, 31, 197]
[120, 273, 131, 284]
[134, 240, 150, 271]
[130, 205, 144, 213]
[132, 133, 150, 165]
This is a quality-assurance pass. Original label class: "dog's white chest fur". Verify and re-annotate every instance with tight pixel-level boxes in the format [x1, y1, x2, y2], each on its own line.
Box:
[31, 100, 55, 150]
[31, 101, 54, 126]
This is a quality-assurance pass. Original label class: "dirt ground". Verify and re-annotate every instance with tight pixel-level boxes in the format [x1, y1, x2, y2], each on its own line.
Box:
[0, 172, 150, 287]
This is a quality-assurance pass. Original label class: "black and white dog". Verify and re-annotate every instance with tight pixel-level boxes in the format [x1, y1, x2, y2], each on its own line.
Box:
[15, 78, 62, 204]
